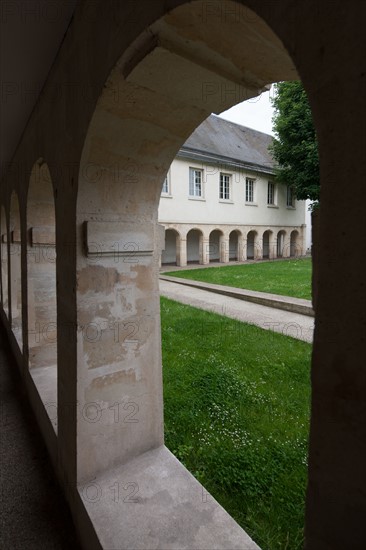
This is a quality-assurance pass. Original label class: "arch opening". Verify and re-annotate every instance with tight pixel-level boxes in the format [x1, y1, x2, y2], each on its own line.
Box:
[27, 161, 58, 430]
[290, 230, 301, 257]
[162, 228, 179, 266]
[74, 1, 308, 547]
[246, 230, 258, 260]
[9, 192, 22, 348]
[229, 230, 241, 261]
[209, 229, 224, 262]
[262, 229, 273, 259]
[1, 206, 9, 316]
[187, 229, 203, 264]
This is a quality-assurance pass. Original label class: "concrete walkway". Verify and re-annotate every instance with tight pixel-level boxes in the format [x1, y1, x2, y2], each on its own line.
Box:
[160, 274, 314, 317]
[159, 279, 314, 343]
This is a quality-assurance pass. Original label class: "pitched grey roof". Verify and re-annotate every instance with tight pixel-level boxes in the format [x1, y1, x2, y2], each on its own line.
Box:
[178, 114, 275, 175]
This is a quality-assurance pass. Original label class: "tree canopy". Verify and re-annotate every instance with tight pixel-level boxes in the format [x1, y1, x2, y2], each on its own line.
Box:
[270, 81, 320, 206]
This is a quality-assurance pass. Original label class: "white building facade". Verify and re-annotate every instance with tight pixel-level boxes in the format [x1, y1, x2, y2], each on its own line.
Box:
[159, 115, 307, 266]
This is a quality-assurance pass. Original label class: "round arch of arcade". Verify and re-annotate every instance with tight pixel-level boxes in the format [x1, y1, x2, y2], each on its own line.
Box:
[160, 223, 305, 266]
[0, 1, 356, 548]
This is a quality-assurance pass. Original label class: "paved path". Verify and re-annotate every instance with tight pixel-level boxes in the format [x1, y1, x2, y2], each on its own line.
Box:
[159, 279, 314, 343]
[0, 327, 81, 549]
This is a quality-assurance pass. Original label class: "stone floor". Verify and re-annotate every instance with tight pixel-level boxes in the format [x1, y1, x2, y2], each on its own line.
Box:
[0, 327, 81, 549]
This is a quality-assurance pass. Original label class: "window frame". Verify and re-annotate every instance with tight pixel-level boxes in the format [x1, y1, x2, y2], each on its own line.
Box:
[219, 172, 232, 201]
[286, 185, 295, 208]
[189, 167, 204, 199]
[161, 172, 171, 196]
[267, 181, 277, 206]
[245, 177, 256, 204]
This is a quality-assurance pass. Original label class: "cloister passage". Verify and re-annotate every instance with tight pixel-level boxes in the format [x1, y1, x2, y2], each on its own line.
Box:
[1, 1, 365, 549]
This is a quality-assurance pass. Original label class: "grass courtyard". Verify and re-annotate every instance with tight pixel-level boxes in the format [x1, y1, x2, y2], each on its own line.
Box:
[163, 257, 312, 300]
[161, 297, 312, 550]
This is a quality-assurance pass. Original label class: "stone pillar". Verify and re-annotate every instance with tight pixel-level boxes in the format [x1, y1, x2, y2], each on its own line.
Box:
[238, 233, 246, 261]
[201, 238, 210, 264]
[282, 234, 291, 257]
[254, 233, 262, 260]
[311, 210, 320, 311]
[269, 232, 276, 259]
[74, 219, 165, 483]
[177, 237, 187, 267]
[220, 236, 229, 263]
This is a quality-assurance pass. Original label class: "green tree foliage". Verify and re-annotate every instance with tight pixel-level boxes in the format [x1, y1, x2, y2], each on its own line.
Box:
[270, 82, 320, 205]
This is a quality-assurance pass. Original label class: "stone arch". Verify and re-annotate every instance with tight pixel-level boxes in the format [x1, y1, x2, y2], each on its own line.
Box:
[1, 205, 8, 316]
[162, 228, 180, 265]
[187, 228, 203, 264]
[229, 229, 241, 261]
[246, 230, 258, 260]
[277, 230, 287, 258]
[0, 1, 364, 549]
[290, 229, 301, 257]
[262, 229, 274, 259]
[26, 160, 57, 422]
[9, 192, 22, 348]
[75, 0, 298, 486]
[208, 229, 224, 262]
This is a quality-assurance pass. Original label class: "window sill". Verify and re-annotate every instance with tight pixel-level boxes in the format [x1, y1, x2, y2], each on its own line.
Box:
[80, 445, 260, 550]
[245, 202, 258, 206]
[219, 199, 234, 204]
[267, 204, 279, 208]
[188, 196, 205, 201]
[160, 193, 172, 198]
[286, 206, 296, 210]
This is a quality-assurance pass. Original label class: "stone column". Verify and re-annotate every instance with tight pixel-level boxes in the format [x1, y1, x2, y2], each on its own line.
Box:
[201, 238, 210, 264]
[269, 232, 276, 259]
[238, 233, 246, 261]
[254, 233, 262, 260]
[177, 237, 187, 267]
[220, 236, 229, 263]
[282, 233, 291, 257]
[74, 219, 165, 484]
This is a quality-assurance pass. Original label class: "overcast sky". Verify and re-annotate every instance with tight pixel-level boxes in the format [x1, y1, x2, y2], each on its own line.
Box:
[218, 89, 275, 136]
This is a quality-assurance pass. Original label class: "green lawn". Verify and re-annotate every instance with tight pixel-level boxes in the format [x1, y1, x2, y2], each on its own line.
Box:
[163, 258, 312, 300]
[161, 296, 311, 550]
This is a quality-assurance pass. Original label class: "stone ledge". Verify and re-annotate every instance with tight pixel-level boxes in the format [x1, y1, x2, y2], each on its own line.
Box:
[159, 275, 314, 317]
[80, 445, 260, 550]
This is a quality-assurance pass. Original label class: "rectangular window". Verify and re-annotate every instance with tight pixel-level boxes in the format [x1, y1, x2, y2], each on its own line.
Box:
[161, 174, 169, 194]
[267, 181, 275, 205]
[219, 173, 231, 200]
[189, 168, 203, 197]
[246, 177, 255, 202]
[287, 185, 295, 207]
